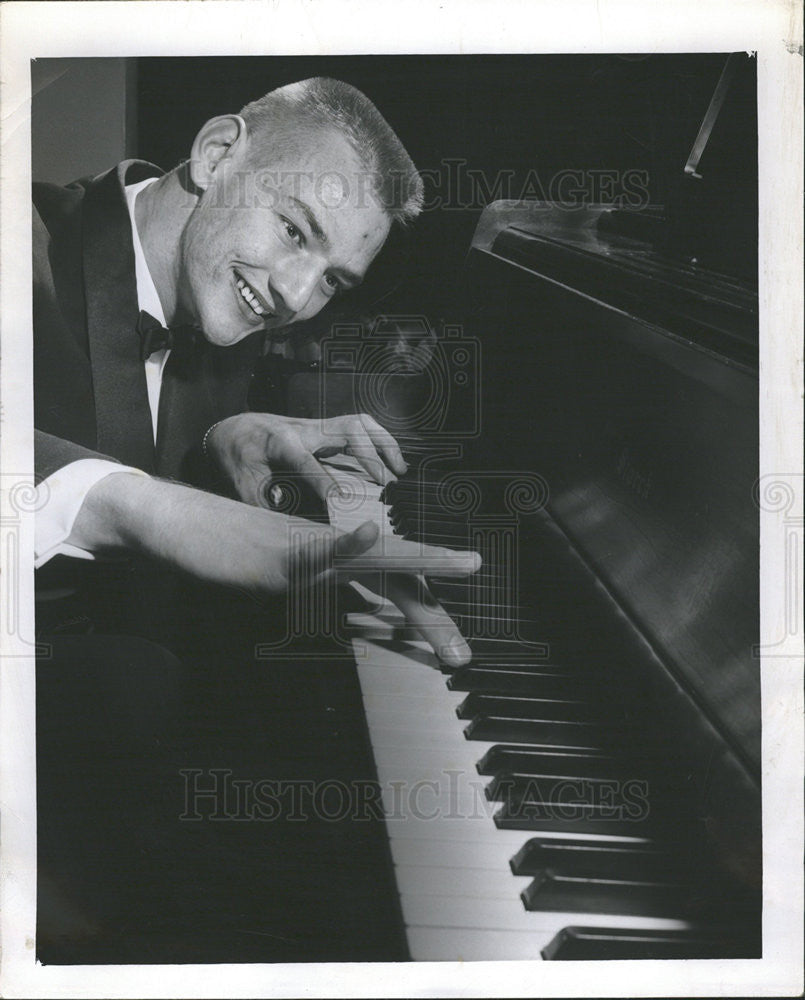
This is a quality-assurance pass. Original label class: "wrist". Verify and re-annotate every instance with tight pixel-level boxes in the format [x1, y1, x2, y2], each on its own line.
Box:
[69, 471, 157, 554]
[202, 419, 226, 460]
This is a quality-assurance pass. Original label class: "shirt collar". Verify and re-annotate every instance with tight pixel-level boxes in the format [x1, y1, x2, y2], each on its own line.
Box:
[124, 176, 167, 328]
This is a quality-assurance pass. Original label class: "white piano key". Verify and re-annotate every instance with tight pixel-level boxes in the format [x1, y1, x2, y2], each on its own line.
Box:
[362, 692, 466, 716]
[371, 743, 486, 777]
[352, 637, 437, 668]
[406, 926, 546, 962]
[355, 660, 451, 696]
[394, 864, 531, 900]
[389, 832, 649, 870]
[381, 812, 523, 845]
[364, 725, 493, 755]
[377, 776, 500, 827]
[363, 710, 466, 738]
[390, 836, 520, 872]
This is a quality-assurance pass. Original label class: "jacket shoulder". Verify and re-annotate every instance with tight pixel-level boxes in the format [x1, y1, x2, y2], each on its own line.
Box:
[32, 177, 92, 237]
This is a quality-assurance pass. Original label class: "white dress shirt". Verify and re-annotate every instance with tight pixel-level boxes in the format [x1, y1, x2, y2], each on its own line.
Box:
[35, 176, 167, 567]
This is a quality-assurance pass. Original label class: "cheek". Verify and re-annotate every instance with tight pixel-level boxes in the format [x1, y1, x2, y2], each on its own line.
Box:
[184, 205, 235, 270]
[294, 291, 330, 324]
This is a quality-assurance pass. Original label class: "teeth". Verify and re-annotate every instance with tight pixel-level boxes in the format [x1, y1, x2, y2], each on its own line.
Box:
[236, 277, 267, 317]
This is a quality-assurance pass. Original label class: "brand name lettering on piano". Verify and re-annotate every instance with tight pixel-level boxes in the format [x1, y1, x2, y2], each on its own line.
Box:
[179, 769, 649, 824]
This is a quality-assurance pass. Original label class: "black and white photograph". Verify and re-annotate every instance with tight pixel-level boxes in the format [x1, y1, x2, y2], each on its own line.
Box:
[0, 2, 802, 997]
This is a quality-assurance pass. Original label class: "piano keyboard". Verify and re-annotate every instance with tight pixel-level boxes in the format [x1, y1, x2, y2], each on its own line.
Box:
[320, 458, 748, 961]
[325, 455, 755, 961]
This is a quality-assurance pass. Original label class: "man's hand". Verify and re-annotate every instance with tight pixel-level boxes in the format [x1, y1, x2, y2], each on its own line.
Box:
[206, 412, 408, 506]
[69, 472, 479, 666]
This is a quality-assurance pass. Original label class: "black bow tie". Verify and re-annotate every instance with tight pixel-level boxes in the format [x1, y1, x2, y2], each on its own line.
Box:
[137, 310, 199, 361]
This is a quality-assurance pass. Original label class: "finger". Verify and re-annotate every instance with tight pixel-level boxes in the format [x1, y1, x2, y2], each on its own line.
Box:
[360, 417, 408, 476]
[343, 437, 396, 486]
[234, 461, 275, 508]
[338, 536, 481, 577]
[294, 520, 380, 587]
[275, 436, 342, 504]
[385, 573, 472, 667]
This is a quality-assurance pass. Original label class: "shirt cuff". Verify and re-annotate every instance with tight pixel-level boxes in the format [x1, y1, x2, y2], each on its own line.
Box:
[35, 459, 150, 568]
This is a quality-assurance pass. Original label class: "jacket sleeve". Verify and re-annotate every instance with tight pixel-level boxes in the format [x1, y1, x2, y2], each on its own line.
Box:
[35, 429, 118, 482]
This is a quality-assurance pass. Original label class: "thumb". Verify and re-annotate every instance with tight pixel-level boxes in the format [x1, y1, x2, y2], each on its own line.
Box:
[332, 519, 380, 560]
[296, 520, 380, 586]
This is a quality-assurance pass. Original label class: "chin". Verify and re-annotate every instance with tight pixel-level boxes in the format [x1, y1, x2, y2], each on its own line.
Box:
[198, 308, 259, 347]
[209, 327, 256, 348]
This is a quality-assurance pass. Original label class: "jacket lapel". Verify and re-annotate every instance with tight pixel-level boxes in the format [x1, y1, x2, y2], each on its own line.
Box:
[154, 333, 264, 482]
[81, 161, 161, 472]
[81, 160, 263, 485]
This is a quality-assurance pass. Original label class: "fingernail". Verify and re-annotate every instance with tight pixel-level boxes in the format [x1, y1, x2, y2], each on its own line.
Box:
[442, 634, 471, 665]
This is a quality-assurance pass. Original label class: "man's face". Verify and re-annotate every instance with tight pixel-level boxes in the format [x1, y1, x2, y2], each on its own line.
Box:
[178, 127, 391, 346]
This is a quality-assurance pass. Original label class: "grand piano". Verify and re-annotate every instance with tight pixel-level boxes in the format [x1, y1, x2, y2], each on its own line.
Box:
[312, 55, 761, 961]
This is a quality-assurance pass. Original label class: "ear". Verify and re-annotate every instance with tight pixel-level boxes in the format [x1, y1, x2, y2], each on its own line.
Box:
[188, 114, 248, 191]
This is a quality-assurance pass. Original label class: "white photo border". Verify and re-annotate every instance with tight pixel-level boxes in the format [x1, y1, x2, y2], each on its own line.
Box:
[1, 1, 802, 997]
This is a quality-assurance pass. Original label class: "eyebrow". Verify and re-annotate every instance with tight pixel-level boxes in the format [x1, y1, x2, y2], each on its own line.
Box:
[288, 196, 364, 288]
[289, 196, 328, 246]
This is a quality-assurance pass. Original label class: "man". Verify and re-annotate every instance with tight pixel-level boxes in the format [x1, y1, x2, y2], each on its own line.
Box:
[34, 77, 477, 661]
[33, 78, 477, 961]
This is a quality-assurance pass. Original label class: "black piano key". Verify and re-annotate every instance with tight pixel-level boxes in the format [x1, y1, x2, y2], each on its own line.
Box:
[486, 770, 658, 825]
[521, 870, 691, 918]
[541, 925, 760, 960]
[477, 746, 614, 775]
[464, 714, 611, 748]
[494, 794, 654, 837]
[456, 692, 610, 724]
[448, 665, 589, 697]
[441, 609, 536, 630]
[509, 836, 682, 881]
[486, 770, 618, 800]
[464, 632, 631, 666]
[424, 580, 519, 604]
[465, 636, 551, 659]
[478, 747, 638, 780]
[398, 526, 478, 548]
[481, 751, 689, 803]
[456, 655, 585, 670]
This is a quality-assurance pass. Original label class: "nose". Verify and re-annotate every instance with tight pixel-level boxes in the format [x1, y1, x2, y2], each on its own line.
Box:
[269, 257, 321, 319]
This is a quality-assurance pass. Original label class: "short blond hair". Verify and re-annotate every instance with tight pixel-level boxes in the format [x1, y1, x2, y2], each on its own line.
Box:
[239, 78, 424, 225]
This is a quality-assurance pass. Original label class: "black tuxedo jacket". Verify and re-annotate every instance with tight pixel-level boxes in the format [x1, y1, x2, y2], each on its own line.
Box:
[33, 160, 262, 486]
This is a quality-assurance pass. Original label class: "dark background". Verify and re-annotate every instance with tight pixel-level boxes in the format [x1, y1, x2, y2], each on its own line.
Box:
[32, 54, 757, 318]
[136, 54, 758, 312]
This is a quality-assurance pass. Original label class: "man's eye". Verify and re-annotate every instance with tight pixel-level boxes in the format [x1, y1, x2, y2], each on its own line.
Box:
[323, 274, 341, 294]
[284, 221, 303, 245]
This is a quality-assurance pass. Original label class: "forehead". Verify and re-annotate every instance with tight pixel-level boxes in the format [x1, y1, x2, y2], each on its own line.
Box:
[248, 126, 380, 215]
[245, 128, 391, 260]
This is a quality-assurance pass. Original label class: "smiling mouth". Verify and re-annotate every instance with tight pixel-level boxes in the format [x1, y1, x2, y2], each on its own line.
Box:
[235, 272, 275, 321]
